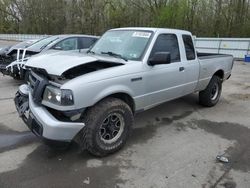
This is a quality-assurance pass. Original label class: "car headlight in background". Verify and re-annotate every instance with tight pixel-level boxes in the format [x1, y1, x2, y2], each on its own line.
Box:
[43, 85, 74, 106]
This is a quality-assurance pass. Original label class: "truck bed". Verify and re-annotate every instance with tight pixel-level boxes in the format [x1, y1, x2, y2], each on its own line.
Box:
[196, 52, 234, 92]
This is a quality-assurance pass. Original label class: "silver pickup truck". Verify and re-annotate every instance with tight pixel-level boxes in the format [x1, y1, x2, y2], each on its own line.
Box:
[14, 28, 234, 156]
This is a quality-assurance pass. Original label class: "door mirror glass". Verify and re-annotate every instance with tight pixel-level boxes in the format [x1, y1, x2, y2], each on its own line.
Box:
[148, 52, 171, 66]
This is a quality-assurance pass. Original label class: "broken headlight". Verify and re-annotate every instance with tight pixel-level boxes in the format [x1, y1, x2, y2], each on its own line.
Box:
[43, 85, 74, 106]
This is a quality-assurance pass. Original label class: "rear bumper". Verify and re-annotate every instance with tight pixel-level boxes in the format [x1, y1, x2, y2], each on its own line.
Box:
[15, 84, 85, 142]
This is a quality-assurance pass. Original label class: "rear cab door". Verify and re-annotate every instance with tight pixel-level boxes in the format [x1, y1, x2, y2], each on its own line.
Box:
[180, 34, 200, 94]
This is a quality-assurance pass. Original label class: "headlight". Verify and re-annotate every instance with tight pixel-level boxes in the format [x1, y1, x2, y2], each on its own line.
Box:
[43, 85, 74, 106]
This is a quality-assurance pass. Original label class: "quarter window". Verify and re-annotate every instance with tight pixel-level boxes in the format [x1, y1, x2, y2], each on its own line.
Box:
[150, 34, 180, 63]
[182, 35, 196, 60]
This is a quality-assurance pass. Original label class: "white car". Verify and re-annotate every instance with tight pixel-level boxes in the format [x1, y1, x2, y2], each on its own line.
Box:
[5, 34, 98, 79]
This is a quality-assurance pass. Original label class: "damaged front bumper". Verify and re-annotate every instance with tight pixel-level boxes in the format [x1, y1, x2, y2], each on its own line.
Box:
[14, 84, 85, 142]
[1, 48, 28, 76]
[1, 63, 21, 78]
[5, 61, 23, 78]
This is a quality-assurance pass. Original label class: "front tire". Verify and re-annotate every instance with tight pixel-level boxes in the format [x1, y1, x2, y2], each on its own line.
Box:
[79, 98, 134, 157]
[199, 75, 222, 107]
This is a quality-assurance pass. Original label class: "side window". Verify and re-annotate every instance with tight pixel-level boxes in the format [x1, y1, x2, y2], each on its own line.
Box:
[79, 37, 98, 49]
[150, 34, 180, 63]
[53, 38, 78, 50]
[182, 35, 195, 60]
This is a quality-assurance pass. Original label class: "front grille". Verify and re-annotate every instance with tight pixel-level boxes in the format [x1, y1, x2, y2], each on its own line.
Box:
[28, 71, 48, 103]
[29, 72, 36, 91]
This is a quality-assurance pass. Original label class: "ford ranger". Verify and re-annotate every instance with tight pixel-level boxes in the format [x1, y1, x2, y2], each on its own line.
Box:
[14, 28, 234, 156]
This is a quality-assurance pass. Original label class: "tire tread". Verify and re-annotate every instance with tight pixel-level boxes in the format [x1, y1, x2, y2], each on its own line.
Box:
[79, 97, 133, 157]
[199, 75, 222, 107]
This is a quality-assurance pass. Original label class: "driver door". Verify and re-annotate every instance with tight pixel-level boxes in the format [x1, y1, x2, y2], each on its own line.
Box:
[143, 34, 186, 108]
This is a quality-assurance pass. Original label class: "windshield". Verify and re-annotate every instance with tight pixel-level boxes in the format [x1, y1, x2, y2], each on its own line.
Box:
[90, 30, 153, 61]
[28, 36, 60, 50]
[12, 40, 36, 48]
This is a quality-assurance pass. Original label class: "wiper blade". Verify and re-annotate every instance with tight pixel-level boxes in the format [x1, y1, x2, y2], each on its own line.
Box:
[40, 37, 59, 50]
[101, 51, 127, 61]
[87, 50, 95, 54]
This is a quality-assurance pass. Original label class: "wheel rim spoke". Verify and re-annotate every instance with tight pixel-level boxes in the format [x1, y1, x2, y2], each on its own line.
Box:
[104, 133, 111, 140]
[211, 83, 219, 100]
[114, 121, 121, 130]
[112, 130, 118, 137]
[103, 117, 110, 126]
[100, 127, 106, 137]
[99, 112, 125, 144]
[111, 115, 118, 122]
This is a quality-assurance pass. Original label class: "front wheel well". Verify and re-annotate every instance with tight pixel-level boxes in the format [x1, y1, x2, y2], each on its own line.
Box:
[107, 93, 135, 114]
[84, 93, 135, 116]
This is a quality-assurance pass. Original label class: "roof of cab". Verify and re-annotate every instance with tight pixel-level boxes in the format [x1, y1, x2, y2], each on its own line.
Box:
[111, 27, 192, 35]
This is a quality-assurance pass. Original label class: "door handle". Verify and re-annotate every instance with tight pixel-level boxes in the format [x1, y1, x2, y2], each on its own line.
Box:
[179, 67, 185, 72]
[131, 77, 142, 82]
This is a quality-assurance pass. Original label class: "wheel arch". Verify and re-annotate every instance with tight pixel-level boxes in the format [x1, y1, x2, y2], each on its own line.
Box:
[92, 92, 135, 114]
[213, 69, 224, 80]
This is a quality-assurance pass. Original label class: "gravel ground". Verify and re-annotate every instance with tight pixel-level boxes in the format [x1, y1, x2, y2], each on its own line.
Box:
[0, 61, 249, 188]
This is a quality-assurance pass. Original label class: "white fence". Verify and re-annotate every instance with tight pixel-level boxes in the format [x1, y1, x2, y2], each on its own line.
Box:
[0, 34, 50, 41]
[0, 34, 250, 59]
[195, 37, 250, 59]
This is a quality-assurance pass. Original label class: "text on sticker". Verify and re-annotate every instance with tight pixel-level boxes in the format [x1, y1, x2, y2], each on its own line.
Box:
[132, 32, 151, 38]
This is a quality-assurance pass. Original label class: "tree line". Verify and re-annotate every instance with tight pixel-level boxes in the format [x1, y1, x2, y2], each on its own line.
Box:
[0, 0, 250, 37]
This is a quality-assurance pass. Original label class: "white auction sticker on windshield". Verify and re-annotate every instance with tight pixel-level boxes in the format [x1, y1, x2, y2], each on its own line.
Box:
[132, 32, 151, 38]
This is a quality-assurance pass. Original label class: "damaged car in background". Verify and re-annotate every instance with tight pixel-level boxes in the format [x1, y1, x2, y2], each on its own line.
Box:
[2, 34, 99, 80]
[0, 39, 38, 74]
[14, 27, 234, 157]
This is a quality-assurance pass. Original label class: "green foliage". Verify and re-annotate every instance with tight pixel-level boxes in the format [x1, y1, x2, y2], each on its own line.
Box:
[0, 0, 249, 37]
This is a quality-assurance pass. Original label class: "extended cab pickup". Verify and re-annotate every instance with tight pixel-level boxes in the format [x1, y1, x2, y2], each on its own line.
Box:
[14, 28, 234, 156]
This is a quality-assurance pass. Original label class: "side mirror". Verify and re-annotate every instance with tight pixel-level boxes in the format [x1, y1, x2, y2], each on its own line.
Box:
[148, 52, 171, 66]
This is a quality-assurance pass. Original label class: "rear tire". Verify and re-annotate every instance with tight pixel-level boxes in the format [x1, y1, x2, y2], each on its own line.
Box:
[199, 75, 222, 107]
[78, 97, 134, 157]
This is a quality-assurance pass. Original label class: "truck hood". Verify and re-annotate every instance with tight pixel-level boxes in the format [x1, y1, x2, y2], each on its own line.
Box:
[25, 51, 124, 76]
